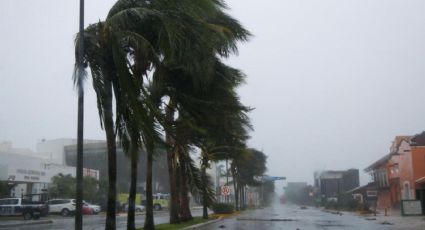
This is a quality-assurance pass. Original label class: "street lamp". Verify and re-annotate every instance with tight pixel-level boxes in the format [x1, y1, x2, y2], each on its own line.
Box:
[75, 0, 85, 229]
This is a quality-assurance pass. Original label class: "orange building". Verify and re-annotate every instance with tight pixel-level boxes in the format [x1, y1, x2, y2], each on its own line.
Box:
[365, 133, 425, 213]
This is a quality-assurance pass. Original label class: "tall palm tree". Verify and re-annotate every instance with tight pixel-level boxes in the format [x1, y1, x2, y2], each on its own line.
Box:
[78, 0, 251, 228]
[76, 21, 119, 229]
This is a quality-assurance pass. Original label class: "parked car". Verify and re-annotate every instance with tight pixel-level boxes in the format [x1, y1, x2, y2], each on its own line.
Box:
[46, 199, 76, 217]
[83, 201, 101, 214]
[82, 203, 94, 215]
[0, 198, 49, 220]
[123, 203, 145, 212]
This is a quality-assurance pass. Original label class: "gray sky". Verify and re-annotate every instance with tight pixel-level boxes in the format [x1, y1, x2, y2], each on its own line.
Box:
[2, 0, 425, 187]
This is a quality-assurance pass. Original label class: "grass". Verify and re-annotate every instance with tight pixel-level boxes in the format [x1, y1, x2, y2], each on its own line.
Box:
[138, 217, 211, 230]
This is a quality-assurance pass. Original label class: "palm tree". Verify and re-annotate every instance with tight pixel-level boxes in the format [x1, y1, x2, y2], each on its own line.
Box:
[78, 0, 251, 228]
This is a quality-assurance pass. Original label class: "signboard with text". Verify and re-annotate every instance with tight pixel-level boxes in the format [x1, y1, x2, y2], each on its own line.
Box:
[401, 200, 423, 216]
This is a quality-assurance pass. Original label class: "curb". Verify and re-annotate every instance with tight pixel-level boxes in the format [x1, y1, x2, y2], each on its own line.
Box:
[183, 217, 222, 230]
[0, 220, 53, 228]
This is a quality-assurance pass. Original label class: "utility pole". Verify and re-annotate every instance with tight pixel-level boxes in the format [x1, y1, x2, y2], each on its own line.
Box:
[75, 0, 84, 229]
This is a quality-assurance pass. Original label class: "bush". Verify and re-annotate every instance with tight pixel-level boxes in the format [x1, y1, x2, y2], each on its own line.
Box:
[212, 203, 234, 214]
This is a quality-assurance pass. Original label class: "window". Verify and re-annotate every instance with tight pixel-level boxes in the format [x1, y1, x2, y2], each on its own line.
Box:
[404, 182, 411, 200]
[10, 199, 19, 205]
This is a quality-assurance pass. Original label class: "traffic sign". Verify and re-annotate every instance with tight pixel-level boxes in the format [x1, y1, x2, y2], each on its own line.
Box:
[221, 186, 231, 196]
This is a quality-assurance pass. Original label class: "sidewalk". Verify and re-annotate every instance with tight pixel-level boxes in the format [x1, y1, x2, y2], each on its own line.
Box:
[357, 209, 425, 229]
[0, 219, 53, 228]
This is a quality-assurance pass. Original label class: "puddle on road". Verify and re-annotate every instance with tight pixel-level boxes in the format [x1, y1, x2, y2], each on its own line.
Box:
[237, 217, 297, 222]
[315, 220, 349, 228]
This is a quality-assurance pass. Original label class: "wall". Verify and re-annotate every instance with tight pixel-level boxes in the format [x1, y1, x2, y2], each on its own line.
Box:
[377, 189, 392, 210]
[411, 146, 425, 188]
[394, 140, 414, 199]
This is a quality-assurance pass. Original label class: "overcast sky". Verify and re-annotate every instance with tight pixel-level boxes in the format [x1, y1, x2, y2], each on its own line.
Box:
[2, 0, 425, 187]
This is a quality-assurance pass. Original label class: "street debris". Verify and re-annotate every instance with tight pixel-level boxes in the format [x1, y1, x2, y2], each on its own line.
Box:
[237, 217, 297, 222]
[380, 221, 395, 225]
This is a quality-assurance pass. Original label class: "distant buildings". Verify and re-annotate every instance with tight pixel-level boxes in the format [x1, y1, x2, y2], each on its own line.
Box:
[365, 133, 425, 213]
[0, 139, 99, 198]
[64, 141, 169, 194]
[314, 169, 360, 202]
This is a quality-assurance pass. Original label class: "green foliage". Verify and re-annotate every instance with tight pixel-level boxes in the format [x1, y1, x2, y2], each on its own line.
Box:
[83, 176, 100, 203]
[0, 181, 9, 198]
[49, 174, 101, 203]
[234, 148, 267, 186]
[49, 174, 76, 198]
[211, 203, 234, 214]
[77, 0, 253, 225]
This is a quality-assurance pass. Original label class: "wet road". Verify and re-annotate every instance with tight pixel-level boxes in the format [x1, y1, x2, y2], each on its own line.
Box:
[10, 209, 204, 230]
[202, 204, 424, 230]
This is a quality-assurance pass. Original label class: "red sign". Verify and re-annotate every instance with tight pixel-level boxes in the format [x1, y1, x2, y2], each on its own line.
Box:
[221, 186, 230, 196]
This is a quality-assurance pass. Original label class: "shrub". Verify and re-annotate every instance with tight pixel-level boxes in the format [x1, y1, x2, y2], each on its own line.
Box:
[212, 203, 234, 214]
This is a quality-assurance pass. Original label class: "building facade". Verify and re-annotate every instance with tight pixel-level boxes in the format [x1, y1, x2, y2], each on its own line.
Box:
[314, 169, 360, 202]
[0, 143, 99, 199]
[64, 142, 169, 194]
[365, 134, 425, 213]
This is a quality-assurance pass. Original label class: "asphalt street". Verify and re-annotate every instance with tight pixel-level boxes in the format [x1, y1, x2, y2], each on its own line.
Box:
[202, 204, 425, 230]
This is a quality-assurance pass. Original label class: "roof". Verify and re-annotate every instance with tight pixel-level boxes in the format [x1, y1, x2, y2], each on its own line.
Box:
[411, 132, 425, 146]
[364, 152, 396, 172]
[346, 182, 377, 194]
[415, 176, 425, 184]
[365, 136, 412, 172]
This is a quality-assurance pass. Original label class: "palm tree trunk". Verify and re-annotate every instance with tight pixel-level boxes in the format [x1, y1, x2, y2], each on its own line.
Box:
[240, 185, 244, 210]
[104, 81, 117, 230]
[178, 150, 192, 222]
[144, 150, 154, 230]
[127, 144, 138, 230]
[167, 147, 180, 223]
[201, 153, 208, 219]
[230, 166, 239, 211]
[165, 100, 180, 224]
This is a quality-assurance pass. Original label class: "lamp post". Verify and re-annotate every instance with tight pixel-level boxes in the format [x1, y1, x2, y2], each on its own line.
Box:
[75, 0, 85, 229]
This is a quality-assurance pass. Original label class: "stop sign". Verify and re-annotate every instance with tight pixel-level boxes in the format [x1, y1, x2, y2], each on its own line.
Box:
[221, 186, 231, 196]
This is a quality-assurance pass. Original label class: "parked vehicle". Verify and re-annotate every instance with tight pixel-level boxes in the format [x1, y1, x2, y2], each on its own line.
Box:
[84, 201, 101, 214]
[46, 199, 76, 217]
[82, 203, 94, 215]
[123, 203, 145, 212]
[153, 193, 169, 210]
[0, 198, 49, 220]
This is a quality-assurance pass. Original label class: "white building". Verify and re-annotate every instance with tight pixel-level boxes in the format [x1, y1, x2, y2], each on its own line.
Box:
[0, 140, 99, 199]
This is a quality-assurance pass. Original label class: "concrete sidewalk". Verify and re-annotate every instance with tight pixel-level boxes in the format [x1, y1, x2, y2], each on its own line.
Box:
[0, 219, 53, 228]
